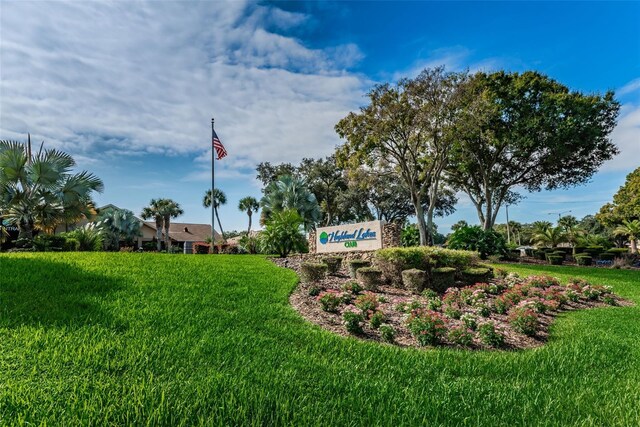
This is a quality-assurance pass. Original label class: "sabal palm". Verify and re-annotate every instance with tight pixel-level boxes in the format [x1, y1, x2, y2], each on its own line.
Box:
[238, 196, 259, 235]
[141, 199, 166, 251]
[260, 175, 321, 232]
[160, 200, 183, 250]
[0, 138, 103, 242]
[203, 189, 227, 242]
[614, 219, 640, 254]
[533, 226, 567, 248]
[532, 221, 552, 234]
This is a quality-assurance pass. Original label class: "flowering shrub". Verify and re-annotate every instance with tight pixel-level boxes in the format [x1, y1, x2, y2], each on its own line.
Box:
[342, 307, 364, 334]
[460, 313, 478, 331]
[380, 324, 396, 343]
[406, 309, 447, 346]
[603, 295, 617, 306]
[443, 304, 462, 319]
[507, 307, 539, 336]
[448, 326, 474, 346]
[564, 288, 580, 302]
[477, 322, 504, 347]
[369, 310, 386, 329]
[516, 297, 555, 314]
[493, 296, 512, 314]
[355, 292, 379, 316]
[543, 286, 568, 306]
[524, 275, 560, 289]
[340, 291, 354, 305]
[442, 288, 461, 306]
[342, 281, 363, 295]
[426, 297, 443, 311]
[421, 289, 438, 299]
[318, 290, 342, 312]
[475, 303, 492, 317]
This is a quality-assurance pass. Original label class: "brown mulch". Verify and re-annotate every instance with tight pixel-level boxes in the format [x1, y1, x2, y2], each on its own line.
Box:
[274, 256, 633, 351]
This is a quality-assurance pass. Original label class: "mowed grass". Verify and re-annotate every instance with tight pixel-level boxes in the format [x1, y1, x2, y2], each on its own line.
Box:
[1, 254, 639, 426]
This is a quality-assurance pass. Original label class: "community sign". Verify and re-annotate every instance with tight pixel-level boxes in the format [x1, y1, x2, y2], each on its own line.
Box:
[315, 220, 383, 253]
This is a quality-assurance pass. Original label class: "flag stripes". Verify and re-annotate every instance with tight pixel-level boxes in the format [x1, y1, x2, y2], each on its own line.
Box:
[212, 129, 228, 160]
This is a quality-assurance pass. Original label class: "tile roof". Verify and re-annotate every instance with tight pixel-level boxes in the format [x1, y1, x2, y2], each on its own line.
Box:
[144, 222, 221, 242]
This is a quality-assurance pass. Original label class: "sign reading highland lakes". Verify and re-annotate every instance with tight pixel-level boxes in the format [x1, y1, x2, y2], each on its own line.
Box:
[315, 220, 384, 253]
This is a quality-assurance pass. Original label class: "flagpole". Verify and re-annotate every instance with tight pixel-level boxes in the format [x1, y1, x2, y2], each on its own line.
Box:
[211, 117, 215, 247]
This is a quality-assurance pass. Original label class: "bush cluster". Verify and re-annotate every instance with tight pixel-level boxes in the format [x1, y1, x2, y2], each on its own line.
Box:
[405, 309, 447, 346]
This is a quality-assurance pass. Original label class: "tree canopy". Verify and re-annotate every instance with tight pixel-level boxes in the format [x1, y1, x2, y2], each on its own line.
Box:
[597, 167, 640, 226]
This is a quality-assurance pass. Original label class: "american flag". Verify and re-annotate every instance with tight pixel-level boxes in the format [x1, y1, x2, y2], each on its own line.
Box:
[212, 129, 228, 160]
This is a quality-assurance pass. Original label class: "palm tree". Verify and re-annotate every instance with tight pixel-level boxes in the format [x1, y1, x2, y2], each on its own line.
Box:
[532, 220, 552, 234]
[533, 226, 567, 248]
[98, 206, 142, 250]
[260, 175, 321, 232]
[203, 189, 227, 242]
[0, 137, 103, 245]
[238, 196, 259, 235]
[141, 199, 166, 251]
[558, 215, 578, 231]
[614, 219, 640, 254]
[160, 200, 183, 250]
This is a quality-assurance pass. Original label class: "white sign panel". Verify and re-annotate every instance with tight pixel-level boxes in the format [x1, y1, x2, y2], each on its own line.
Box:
[316, 220, 383, 253]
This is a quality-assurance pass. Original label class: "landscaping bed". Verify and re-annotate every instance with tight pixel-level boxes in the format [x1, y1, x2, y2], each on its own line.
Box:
[276, 256, 632, 351]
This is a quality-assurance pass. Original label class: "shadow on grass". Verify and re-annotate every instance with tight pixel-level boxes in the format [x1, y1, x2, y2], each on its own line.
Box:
[0, 257, 125, 329]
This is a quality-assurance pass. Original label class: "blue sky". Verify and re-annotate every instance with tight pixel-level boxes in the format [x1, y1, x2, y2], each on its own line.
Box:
[1, 0, 638, 233]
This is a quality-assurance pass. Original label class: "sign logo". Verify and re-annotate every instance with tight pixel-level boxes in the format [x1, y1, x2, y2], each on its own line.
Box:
[319, 231, 329, 245]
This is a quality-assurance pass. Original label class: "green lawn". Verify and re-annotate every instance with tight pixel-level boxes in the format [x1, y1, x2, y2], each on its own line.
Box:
[1, 254, 639, 426]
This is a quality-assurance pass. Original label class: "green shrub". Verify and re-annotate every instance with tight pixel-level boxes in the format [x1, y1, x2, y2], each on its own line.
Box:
[406, 309, 447, 346]
[573, 246, 586, 255]
[534, 250, 547, 260]
[322, 256, 343, 275]
[575, 255, 592, 266]
[426, 297, 442, 311]
[402, 268, 426, 293]
[460, 313, 477, 331]
[379, 324, 396, 343]
[342, 309, 364, 334]
[549, 250, 567, 260]
[369, 311, 385, 329]
[317, 291, 342, 312]
[460, 267, 492, 286]
[348, 259, 371, 279]
[64, 225, 104, 252]
[356, 267, 383, 291]
[547, 255, 563, 265]
[476, 303, 491, 317]
[430, 267, 456, 292]
[341, 281, 363, 295]
[477, 322, 504, 347]
[300, 262, 328, 283]
[63, 237, 80, 252]
[422, 289, 438, 299]
[447, 326, 473, 346]
[259, 209, 307, 257]
[33, 234, 67, 252]
[607, 248, 628, 257]
[507, 307, 539, 336]
[599, 253, 615, 261]
[443, 304, 462, 319]
[308, 285, 322, 297]
[355, 292, 379, 314]
[446, 225, 507, 259]
[584, 246, 604, 257]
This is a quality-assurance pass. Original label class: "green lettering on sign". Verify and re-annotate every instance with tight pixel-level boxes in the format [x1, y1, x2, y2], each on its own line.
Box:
[344, 241, 358, 248]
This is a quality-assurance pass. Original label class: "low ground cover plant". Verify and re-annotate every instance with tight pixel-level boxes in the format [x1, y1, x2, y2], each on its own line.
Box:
[288, 259, 629, 350]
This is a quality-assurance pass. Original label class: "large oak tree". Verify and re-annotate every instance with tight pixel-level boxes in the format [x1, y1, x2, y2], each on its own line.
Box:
[447, 71, 620, 229]
[335, 67, 466, 245]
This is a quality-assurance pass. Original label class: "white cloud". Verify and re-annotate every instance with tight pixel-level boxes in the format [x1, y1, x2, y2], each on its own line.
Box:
[0, 0, 367, 168]
[603, 102, 640, 172]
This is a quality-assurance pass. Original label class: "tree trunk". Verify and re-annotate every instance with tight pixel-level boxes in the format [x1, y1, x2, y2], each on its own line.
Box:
[631, 239, 638, 254]
[156, 218, 163, 251]
[164, 218, 171, 250]
[247, 212, 252, 236]
[413, 200, 428, 246]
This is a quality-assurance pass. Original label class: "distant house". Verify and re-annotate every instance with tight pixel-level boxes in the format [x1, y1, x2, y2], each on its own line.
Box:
[141, 222, 221, 251]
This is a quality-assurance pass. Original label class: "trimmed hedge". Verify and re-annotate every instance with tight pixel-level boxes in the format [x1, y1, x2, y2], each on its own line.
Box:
[576, 255, 592, 266]
[300, 263, 328, 283]
[547, 255, 563, 265]
[322, 256, 343, 275]
[356, 267, 383, 291]
[599, 253, 615, 261]
[348, 260, 371, 279]
[402, 269, 426, 294]
[460, 267, 492, 286]
[584, 246, 605, 257]
[430, 267, 456, 292]
[607, 248, 628, 257]
[374, 247, 479, 287]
